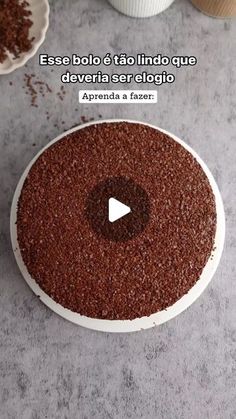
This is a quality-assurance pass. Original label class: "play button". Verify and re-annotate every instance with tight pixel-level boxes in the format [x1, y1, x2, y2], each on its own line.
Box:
[86, 176, 150, 242]
[109, 198, 131, 223]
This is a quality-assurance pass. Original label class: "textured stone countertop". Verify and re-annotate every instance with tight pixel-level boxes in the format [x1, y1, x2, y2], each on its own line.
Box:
[0, 0, 235, 418]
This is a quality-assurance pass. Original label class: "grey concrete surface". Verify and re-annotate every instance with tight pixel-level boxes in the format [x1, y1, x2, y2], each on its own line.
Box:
[0, 0, 236, 418]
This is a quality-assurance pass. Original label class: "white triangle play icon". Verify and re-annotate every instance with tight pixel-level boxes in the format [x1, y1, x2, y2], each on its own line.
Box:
[109, 198, 131, 223]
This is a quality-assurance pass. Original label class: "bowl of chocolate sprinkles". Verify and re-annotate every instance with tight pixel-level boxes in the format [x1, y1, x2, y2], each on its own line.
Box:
[0, 0, 49, 74]
[11, 120, 225, 332]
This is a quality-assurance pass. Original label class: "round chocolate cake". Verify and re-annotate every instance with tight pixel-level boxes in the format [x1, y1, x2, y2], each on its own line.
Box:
[17, 122, 216, 320]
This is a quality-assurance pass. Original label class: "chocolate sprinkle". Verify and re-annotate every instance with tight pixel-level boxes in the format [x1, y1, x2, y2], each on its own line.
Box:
[17, 122, 217, 320]
[0, 0, 34, 63]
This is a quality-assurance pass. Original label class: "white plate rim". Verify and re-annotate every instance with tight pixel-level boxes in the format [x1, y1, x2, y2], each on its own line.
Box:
[10, 119, 225, 333]
[0, 0, 50, 75]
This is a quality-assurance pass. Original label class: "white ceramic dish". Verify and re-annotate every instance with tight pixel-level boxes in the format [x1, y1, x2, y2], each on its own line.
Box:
[108, 0, 175, 18]
[10, 120, 225, 333]
[0, 0, 49, 75]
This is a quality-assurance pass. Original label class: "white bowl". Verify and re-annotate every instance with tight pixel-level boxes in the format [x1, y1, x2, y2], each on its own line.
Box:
[108, 0, 175, 18]
[10, 120, 225, 333]
[0, 0, 49, 75]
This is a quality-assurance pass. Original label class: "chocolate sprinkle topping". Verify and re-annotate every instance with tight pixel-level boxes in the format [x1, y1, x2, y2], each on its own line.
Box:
[17, 122, 216, 320]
